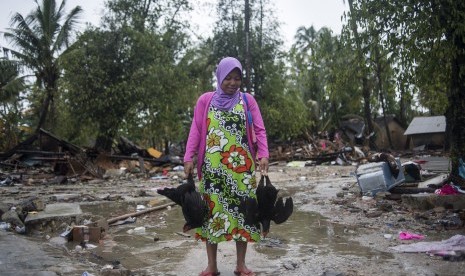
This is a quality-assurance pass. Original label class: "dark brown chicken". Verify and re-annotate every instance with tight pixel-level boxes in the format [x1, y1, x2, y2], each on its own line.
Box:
[244, 175, 293, 235]
[157, 173, 208, 232]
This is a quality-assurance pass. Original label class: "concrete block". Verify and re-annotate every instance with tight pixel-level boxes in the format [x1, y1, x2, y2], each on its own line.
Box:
[401, 194, 465, 210]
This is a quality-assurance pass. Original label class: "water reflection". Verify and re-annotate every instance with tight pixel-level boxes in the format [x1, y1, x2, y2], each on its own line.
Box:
[78, 201, 393, 274]
[256, 210, 393, 261]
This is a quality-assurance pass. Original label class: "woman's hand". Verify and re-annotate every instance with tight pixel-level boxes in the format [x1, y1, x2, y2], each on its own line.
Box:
[259, 158, 269, 176]
[184, 161, 194, 177]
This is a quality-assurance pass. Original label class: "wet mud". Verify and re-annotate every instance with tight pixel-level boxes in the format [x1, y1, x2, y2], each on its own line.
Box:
[2, 164, 465, 275]
[74, 200, 394, 276]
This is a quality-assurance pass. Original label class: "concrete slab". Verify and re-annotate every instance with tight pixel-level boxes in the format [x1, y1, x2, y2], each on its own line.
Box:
[401, 193, 465, 210]
[24, 203, 82, 224]
[50, 193, 80, 201]
[418, 174, 448, 188]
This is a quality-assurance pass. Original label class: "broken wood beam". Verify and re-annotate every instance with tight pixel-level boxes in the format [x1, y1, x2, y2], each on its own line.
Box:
[107, 202, 177, 225]
[15, 150, 66, 156]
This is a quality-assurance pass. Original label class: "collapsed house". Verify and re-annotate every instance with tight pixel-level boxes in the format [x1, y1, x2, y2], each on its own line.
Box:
[404, 115, 446, 150]
[339, 114, 407, 151]
[0, 128, 179, 181]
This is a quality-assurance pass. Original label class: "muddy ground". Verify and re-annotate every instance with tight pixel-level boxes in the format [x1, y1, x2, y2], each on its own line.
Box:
[1, 159, 465, 276]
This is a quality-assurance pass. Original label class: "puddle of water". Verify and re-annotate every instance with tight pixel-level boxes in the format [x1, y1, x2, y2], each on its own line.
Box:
[80, 201, 137, 219]
[79, 202, 198, 274]
[256, 210, 393, 261]
[76, 200, 394, 274]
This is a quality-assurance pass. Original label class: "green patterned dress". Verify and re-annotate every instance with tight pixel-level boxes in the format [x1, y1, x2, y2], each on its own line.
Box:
[194, 100, 261, 243]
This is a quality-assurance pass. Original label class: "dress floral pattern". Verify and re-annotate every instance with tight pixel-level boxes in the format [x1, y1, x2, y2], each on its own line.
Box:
[195, 100, 261, 243]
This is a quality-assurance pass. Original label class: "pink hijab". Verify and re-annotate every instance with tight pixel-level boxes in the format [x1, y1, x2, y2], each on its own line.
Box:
[210, 57, 242, 111]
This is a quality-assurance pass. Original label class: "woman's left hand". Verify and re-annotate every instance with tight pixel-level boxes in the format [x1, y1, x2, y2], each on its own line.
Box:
[259, 158, 269, 176]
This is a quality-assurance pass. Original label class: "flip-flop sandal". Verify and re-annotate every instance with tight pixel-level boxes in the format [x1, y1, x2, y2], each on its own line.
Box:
[234, 269, 256, 276]
[198, 271, 220, 276]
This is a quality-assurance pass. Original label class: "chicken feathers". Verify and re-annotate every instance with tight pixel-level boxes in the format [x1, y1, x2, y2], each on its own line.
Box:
[247, 175, 294, 235]
[157, 173, 208, 232]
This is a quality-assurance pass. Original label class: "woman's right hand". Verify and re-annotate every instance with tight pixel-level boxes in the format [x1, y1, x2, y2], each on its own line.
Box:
[184, 161, 194, 177]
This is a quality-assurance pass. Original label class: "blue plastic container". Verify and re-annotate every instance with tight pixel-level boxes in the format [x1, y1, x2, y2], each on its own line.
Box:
[355, 158, 405, 196]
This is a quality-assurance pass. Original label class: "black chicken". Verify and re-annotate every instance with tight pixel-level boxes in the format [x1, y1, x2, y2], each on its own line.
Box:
[157, 173, 208, 232]
[244, 175, 293, 235]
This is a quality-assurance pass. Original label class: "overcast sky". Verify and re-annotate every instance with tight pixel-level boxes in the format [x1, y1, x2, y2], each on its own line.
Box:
[0, 0, 347, 50]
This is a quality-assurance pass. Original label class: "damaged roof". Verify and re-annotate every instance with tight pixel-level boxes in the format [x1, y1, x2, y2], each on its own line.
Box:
[404, 116, 446, 135]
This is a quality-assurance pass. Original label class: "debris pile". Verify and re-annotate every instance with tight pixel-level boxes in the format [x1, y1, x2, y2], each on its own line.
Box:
[0, 128, 182, 184]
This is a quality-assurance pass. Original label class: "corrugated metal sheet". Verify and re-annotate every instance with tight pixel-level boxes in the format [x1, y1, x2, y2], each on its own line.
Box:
[404, 116, 446, 135]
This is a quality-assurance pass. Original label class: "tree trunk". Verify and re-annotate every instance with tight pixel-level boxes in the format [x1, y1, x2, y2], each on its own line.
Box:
[348, 0, 376, 150]
[35, 89, 52, 133]
[95, 125, 118, 152]
[95, 135, 114, 152]
[443, 1, 465, 175]
[362, 76, 376, 150]
[447, 35, 465, 176]
[374, 45, 393, 149]
[398, 83, 407, 129]
[244, 0, 251, 93]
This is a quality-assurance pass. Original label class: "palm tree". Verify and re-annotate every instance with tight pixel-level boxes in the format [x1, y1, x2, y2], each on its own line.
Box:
[0, 58, 25, 104]
[294, 26, 317, 54]
[3, 0, 82, 132]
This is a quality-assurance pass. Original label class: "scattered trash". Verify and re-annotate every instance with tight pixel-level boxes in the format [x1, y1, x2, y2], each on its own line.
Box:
[151, 175, 169, 181]
[391, 234, 465, 253]
[361, 195, 373, 201]
[283, 260, 299, 270]
[133, 226, 146, 234]
[441, 251, 465, 262]
[436, 213, 464, 229]
[435, 184, 461, 195]
[0, 176, 14, 186]
[355, 157, 405, 196]
[15, 226, 26, 234]
[127, 226, 146, 235]
[136, 204, 146, 211]
[0, 222, 11, 230]
[259, 236, 285, 248]
[109, 216, 137, 226]
[286, 161, 308, 167]
[403, 161, 422, 182]
[459, 158, 465, 179]
[172, 165, 184, 171]
[399, 231, 425, 240]
[60, 226, 73, 238]
[72, 226, 105, 243]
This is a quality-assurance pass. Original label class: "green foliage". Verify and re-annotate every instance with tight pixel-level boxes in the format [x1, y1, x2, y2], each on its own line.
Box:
[103, 0, 192, 32]
[261, 89, 309, 141]
[207, 0, 309, 140]
[2, 0, 458, 158]
[353, 0, 454, 119]
[60, 0, 197, 151]
[0, 58, 28, 150]
[350, 0, 465, 172]
[0, 58, 25, 103]
[3, 0, 83, 132]
[289, 26, 362, 132]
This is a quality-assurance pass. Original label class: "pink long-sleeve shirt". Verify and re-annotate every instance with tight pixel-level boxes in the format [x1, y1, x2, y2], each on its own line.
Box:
[184, 91, 269, 179]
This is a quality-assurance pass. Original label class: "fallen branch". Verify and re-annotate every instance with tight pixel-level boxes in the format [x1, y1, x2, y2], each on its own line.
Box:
[107, 202, 177, 224]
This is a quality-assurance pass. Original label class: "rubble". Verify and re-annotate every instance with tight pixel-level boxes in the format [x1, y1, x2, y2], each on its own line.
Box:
[0, 128, 181, 183]
[1, 129, 465, 275]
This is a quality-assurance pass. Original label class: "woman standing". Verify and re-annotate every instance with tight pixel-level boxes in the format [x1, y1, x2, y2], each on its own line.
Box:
[184, 57, 269, 276]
